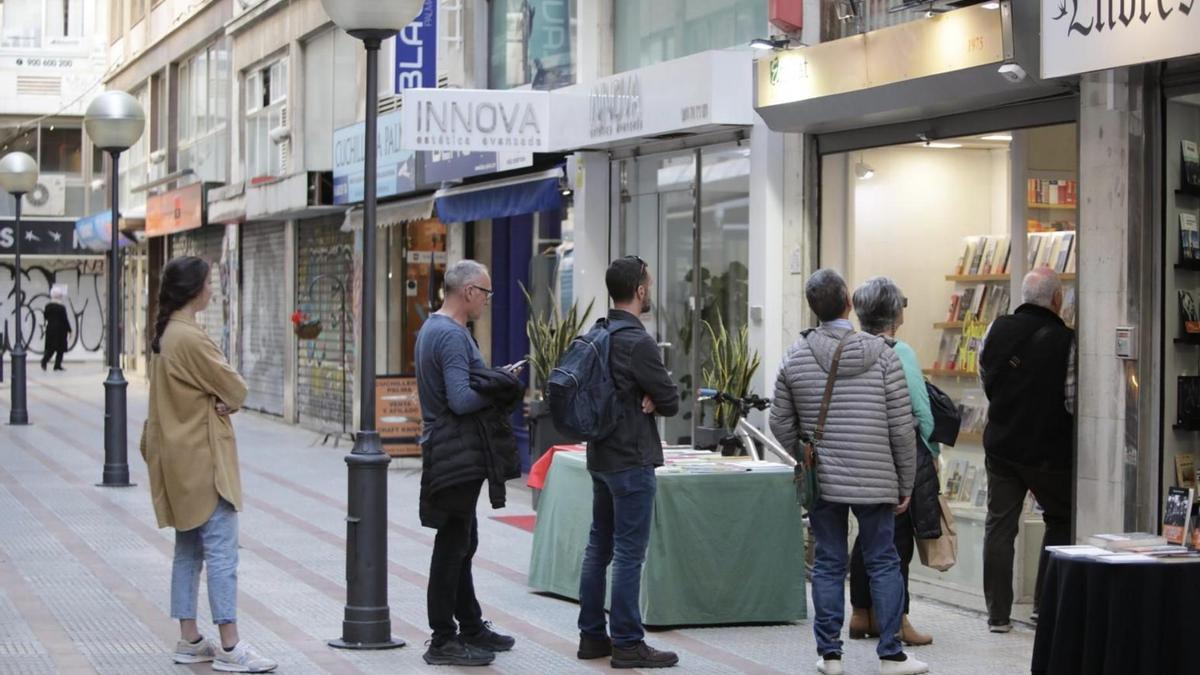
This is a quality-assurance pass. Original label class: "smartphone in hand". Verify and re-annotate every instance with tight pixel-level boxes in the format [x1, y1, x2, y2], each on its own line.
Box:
[504, 359, 528, 374]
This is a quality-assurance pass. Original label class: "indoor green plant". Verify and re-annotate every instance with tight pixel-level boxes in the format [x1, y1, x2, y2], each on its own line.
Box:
[520, 282, 594, 395]
[697, 314, 761, 452]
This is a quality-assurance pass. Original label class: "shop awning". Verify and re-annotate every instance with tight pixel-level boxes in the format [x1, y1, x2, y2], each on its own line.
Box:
[74, 211, 137, 252]
[433, 168, 563, 223]
[343, 194, 436, 231]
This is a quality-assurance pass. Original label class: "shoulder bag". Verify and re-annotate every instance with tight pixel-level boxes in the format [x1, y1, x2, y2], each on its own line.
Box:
[794, 333, 849, 512]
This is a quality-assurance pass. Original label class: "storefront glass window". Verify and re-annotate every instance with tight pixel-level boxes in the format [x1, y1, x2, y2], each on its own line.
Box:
[1163, 89, 1200, 506]
[819, 123, 1078, 603]
[613, 0, 765, 73]
[383, 218, 447, 374]
[488, 0, 576, 90]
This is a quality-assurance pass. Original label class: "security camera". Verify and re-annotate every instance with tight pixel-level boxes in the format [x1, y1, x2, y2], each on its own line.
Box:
[998, 63, 1027, 84]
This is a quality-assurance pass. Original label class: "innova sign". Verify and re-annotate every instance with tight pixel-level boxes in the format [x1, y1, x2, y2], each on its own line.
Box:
[1041, 0, 1200, 78]
[401, 89, 551, 153]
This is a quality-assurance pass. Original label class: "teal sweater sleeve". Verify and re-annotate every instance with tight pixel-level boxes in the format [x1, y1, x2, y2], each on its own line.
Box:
[894, 340, 937, 454]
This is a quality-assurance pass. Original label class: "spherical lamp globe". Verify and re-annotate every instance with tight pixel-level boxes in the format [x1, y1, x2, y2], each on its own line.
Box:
[320, 0, 424, 32]
[85, 90, 146, 152]
[0, 152, 39, 195]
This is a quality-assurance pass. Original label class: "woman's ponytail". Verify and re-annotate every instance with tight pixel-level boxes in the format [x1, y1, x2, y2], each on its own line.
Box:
[152, 256, 210, 353]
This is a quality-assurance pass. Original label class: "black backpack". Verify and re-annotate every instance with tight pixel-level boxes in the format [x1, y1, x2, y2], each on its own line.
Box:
[546, 318, 640, 441]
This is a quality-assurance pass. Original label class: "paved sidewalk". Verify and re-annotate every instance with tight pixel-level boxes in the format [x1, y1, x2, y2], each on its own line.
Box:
[0, 366, 1035, 674]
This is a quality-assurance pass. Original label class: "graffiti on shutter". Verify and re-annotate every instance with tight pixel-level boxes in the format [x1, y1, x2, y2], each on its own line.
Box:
[296, 216, 354, 432]
[169, 226, 235, 359]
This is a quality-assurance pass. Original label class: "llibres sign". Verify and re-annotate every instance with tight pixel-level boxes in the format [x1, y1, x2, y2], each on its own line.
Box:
[1041, 0, 1200, 78]
[401, 89, 551, 153]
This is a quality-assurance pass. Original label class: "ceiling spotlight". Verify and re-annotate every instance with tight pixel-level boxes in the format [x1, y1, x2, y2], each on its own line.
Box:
[924, 142, 963, 149]
[854, 160, 875, 180]
[980, 134, 1013, 142]
[750, 36, 792, 51]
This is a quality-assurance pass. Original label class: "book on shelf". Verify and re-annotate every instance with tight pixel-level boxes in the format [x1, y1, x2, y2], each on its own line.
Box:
[1180, 290, 1200, 333]
[980, 237, 998, 275]
[1181, 213, 1199, 262]
[1164, 487, 1194, 545]
[945, 293, 962, 323]
[1065, 237, 1078, 274]
[1176, 453, 1197, 489]
[1061, 286, 1077, 327]
[958, 288, 976, 322]
[1087, 532, 1168, 551]
[1027, 234, 1043, 269]
[1034, 233, 1056, 270]
[1179, 377, 1200, 429]
[969, 284, 988, 317]
[994, 236, 1012, 274]
[954, 241, 972, 275]
[1055, 233, 1075, 273]
[960, 465, 978, 502]
[1183, 140, 1200, 192]
[1027, 178, 1079, 205]
[968, 238, 986, 276]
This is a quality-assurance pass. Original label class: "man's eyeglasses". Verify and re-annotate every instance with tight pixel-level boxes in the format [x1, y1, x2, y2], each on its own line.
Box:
[470, 285, 495, 299]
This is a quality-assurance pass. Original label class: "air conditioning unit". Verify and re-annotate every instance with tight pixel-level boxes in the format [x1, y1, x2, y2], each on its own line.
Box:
[23, 174, 66, 217]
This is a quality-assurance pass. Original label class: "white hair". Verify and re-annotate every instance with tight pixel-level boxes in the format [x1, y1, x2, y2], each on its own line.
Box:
[1022, 269, 1062, 309]
[444, 260, 489, 295]
[50, 286, 66, 301]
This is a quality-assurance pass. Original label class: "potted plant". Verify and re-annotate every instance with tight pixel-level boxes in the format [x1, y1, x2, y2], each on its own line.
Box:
[521, 282, 593, 466]
[291, 309, 322, 340]
[697, 314, 761, 455]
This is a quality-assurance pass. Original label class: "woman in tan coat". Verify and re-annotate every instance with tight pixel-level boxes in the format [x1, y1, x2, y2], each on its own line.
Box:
[140, 256, 276, 673]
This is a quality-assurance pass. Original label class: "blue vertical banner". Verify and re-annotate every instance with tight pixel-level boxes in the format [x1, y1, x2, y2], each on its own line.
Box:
[395, 0, 437, 93]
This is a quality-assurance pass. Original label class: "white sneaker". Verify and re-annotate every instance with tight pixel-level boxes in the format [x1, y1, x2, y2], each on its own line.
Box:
[212, 642, 277, 673]
[816, 656, 845, 674]
[989, 621, 1013, 633]
[173, 637, 217, 664]
[879, 654, 930, 675]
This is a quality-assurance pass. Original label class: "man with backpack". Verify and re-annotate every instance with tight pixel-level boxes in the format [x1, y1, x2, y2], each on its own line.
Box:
[570, 256, 680, 669]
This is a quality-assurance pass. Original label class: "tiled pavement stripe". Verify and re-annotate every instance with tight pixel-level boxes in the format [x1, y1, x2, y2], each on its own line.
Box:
[0, 495, 93, 675]
[19, 388, 575, 674]
[28, 378, 793, 675]
[5, 430, 367, 675]
[0, 465, 209, 675]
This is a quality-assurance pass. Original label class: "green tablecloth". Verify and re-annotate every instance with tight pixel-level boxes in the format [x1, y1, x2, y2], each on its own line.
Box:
[527, 451, 807, 626]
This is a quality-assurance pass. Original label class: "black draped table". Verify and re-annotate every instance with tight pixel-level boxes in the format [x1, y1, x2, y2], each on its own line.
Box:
[1031, 551, 1200, 675]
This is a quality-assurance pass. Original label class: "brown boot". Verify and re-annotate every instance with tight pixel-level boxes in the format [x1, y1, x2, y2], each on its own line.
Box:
[899, 614, 933, 646]
[849, 608, 878, 639]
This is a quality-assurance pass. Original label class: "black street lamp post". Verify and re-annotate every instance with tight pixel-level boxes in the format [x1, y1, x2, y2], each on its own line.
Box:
[85, 90, 145, 489]
[0, 151, 38, 426]
[321, 0, 423, 651]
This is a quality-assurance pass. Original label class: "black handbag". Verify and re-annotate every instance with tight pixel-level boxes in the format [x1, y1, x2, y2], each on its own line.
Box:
[926, 380, 962, 446]
[911, 434, 943, 540]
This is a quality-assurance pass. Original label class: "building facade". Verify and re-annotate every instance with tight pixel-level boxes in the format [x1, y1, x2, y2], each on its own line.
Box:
[0, 0, 110, 366]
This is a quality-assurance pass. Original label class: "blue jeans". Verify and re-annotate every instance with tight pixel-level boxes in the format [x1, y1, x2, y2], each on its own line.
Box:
[809, 499, 904, 658]
[171, 499, 239, 624]
[577, 465, 656, 648]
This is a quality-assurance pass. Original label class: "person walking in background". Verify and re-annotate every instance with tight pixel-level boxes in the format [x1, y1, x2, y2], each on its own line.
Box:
[139, 257, 276, 673]
[979, 267, 1075, 633]
[770, 269, 927, 675]
[849, 277, 938, 647]
[415, 259, 519, 667]
[41, 285, 70, 371]
[576, 256, 680, 669]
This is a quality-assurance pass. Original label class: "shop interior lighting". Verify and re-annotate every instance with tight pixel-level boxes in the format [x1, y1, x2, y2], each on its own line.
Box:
[854, 154, 875, 180]
[923, 142, 963, 149]
[980, 134, 1013, 142]
[981, 1, 1001, 8]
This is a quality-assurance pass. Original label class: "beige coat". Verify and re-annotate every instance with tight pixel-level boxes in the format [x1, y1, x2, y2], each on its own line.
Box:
[140, 313, 248, 531]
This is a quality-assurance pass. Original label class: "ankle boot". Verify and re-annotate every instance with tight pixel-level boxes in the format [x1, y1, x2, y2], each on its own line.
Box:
[849, 608, 878, 639]
[899, 615, 933, 646]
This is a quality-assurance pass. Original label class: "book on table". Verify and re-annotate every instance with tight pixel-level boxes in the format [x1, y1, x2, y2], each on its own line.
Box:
[1087, 532, 1169, 550]
[1177, 452, 1197, 490]
[1164, 487, 1195, 545]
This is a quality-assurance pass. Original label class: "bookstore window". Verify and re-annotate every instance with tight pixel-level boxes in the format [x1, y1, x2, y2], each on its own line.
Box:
[1164, 88, 1200, 519]
[820, 123, 1078, 600]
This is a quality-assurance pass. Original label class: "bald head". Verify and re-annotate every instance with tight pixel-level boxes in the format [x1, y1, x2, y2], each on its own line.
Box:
[1022, 267, 1063, 313]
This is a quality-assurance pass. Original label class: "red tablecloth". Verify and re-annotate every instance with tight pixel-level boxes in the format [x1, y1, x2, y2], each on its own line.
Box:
[527, 444, 586, 489]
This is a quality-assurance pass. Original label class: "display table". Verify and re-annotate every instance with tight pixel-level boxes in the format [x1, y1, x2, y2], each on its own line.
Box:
[527, 450, 807, 626]
[1031, 551, 1200, 675]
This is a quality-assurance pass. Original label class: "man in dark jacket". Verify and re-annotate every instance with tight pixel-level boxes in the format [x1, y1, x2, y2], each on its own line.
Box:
[41, 286, 71, 371]
[576, 256, 680, 669]
[979, 267, 1075, 633]
[414, 259, 518, 667]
